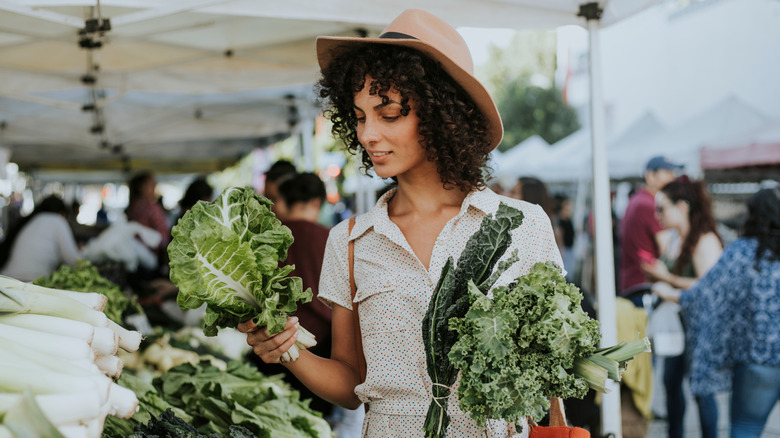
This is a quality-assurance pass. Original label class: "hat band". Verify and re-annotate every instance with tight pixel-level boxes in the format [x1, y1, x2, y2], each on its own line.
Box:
[379, 31, 418, 40]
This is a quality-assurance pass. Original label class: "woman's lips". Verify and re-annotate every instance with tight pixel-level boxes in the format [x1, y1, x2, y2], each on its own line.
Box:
[369, 151, 391, 164]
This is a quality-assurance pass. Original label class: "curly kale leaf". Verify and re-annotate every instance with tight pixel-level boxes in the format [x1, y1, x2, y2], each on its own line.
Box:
[450, 262, 601, 425]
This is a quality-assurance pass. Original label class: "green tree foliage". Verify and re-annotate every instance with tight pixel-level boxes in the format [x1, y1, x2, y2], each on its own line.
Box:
[496, 82, 580, 152]
[474, 30, 580, 152]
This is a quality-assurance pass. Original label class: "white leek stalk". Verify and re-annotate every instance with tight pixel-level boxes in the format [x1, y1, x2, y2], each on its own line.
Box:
[0, 276, 107, 311]
[108, 319, 142, 352]
[91, 327, 119, 356]
[0, 392, 102, 426]
[0, 314, 95, 344]
[0, 287, 108, 328]
[0, 323, 93, 361]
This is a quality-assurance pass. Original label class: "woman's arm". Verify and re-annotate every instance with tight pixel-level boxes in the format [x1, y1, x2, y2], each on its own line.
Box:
[239, 304, 362, 409]
[692, 232, 723, 279]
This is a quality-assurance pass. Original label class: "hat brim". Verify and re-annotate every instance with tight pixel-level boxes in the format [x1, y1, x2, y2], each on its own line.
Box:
[316, 36, 504, 151]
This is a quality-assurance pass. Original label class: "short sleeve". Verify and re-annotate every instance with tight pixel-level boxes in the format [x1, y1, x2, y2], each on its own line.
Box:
[317, 219, 353, 310]
[640, 201, 664, 235]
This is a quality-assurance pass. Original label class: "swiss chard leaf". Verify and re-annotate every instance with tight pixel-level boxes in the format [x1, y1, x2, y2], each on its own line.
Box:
[168, 187, 310, 336]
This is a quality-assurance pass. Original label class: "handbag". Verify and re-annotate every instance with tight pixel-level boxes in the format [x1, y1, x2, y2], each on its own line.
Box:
[528, 398, 590, 438]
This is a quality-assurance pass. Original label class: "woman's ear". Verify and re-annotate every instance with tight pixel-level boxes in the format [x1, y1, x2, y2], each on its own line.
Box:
[676, 200, 690, 215]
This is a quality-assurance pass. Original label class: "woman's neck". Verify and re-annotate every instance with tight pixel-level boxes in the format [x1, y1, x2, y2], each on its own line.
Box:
[390, 175, 468, 217]
[285, 202, 320, 223]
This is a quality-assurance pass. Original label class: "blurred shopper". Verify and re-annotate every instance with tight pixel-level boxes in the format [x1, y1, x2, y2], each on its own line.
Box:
[126, 171, 170, 248]
[618, 156, 682, 301]
[248, 172, 334, 417]
[510, 176, 554, 217]
[263, 159, 297, 220]
[174, 176, 213, 224]
[652, 187, 780, 438]
[0, 195, 79, 281]
[510, 176, 564, 251]
[553, 194, 576, 278]
[643, 176, 723, 438]
[126, 171, 170, 274]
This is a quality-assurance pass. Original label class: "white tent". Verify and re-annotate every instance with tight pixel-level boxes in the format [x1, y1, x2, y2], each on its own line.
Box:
[0, 1, 667, 434]
[508, 111, 665, 183]
[492, 134, 550, 189]
[609, 96, 769, 178]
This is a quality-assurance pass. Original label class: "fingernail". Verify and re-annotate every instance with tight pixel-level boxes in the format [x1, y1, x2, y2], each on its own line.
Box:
[290, 316, 299, 323]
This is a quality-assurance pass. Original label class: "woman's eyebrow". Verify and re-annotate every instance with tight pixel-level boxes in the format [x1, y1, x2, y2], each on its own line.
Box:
[352, 101, 401, 112]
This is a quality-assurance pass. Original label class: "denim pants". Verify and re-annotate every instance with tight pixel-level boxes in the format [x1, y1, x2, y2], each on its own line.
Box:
[664, 354, 718, 438]
[731, 363, 780, 438]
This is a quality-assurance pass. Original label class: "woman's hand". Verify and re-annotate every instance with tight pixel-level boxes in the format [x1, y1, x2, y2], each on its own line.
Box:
[652, 281, 682, 303]
[641, 259, 671, 282]
[237, 316, 299, 364]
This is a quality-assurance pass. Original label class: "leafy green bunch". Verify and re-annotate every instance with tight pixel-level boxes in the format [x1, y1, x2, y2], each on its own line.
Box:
[34, 259, 137, 324]
[168, 187, 311, 337]
[449, 262, 601, 424]
[421, 203, 525, 438]
[104, 361, 330, 438]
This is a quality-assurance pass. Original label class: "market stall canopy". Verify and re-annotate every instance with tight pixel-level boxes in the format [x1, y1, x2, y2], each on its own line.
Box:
[608, 96, 769, 179]
[700, 119, 780, 181]
[0, 0, 661, 176]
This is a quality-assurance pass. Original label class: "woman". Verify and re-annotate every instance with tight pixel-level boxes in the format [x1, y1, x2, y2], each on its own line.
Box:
[0, 195, 79, 281]
[126, 171, 170, 270]
[238, 9, 562, 437]
[642, 176, 722, 438]
[656, 188, 780, 438]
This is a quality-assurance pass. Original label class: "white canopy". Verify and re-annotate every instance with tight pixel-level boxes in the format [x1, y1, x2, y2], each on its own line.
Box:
[609, 96, 769, 179]
[0, 0, 660, 174]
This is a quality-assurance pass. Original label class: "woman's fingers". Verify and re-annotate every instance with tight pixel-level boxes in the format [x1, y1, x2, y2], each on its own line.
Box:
[244, 316, 300, 363]
[237, 318, 258, 333]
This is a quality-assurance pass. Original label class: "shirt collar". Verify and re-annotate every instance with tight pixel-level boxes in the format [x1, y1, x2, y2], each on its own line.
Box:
[347, 186, 501, 241]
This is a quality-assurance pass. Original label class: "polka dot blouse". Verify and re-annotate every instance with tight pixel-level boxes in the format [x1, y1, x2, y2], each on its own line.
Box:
[318, 187, 564, 438]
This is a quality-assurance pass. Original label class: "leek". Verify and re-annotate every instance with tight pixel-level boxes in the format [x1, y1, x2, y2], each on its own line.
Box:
[0, 276, 107, 311]
[0, 288, 108, 328]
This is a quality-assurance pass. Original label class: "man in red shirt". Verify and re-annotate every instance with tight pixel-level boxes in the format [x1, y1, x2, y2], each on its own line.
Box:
[618, 156, 682, 300]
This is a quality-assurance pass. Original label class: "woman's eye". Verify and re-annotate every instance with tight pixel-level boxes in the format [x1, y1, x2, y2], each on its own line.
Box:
[382, 115, 400, 121]
[355, 115, 365, 122]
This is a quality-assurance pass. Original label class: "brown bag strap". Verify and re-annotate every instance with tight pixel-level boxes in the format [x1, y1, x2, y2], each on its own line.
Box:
[528, 397, 567, 428]
[549, 397, 567, 427]
[347, 216, 367, 383]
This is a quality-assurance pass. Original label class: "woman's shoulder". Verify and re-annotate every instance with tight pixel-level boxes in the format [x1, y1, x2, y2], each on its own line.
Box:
[483, 190, 549, 222]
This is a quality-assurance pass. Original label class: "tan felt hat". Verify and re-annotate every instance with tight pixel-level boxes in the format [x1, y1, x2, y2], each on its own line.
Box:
[316, 9, 504, 150]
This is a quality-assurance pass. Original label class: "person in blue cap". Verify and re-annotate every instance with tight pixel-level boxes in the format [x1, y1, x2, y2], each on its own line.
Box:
[618, 155, 684, 300]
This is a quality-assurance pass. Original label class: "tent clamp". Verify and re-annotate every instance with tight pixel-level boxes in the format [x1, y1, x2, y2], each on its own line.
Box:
[577, 2, 603, 21]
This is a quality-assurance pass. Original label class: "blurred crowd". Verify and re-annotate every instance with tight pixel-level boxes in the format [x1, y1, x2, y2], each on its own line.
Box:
[497, 156, 780, 438]
[0, 155, 777, 438]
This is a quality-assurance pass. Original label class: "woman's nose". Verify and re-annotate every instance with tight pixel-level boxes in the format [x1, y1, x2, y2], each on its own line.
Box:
[358, 119, 380, 145]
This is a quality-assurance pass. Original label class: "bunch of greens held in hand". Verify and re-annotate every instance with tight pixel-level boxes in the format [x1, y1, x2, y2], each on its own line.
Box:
[421, 203, 525, 438]
[168, 187, 316, 363]
[422, 203, 651, 437]
[450, 261, 649, 425]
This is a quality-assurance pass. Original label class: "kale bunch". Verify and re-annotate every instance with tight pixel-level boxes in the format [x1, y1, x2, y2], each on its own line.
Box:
[449, 262, 601, 424]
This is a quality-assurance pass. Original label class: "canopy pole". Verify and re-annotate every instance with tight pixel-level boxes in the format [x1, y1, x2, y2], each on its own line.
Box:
[300, 116, 315, 172]
[581, 3, 622, 437]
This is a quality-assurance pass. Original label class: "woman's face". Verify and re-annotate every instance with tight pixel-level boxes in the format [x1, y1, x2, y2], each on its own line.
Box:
[655, 192, 688, 230]
[353, 76, 430, 180]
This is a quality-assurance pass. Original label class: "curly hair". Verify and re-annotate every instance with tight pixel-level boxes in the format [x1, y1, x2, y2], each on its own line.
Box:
[742, 188, 780, 268]
[660, 177, 721, 275]
[316, 44, 492, 192]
